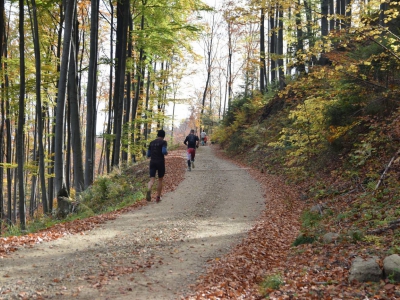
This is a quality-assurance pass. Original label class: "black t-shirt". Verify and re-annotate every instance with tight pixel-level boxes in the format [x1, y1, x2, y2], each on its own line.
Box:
[148, 139, 167, 162]
[184, 134, 199, 148]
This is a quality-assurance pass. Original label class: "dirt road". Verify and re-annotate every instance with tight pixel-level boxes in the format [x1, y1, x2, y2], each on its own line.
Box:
[0, 146, 265, 299]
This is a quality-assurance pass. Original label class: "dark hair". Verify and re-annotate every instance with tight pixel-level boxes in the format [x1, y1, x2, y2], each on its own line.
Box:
[157, 129, 166, 138]
[190, 129, 195, 133]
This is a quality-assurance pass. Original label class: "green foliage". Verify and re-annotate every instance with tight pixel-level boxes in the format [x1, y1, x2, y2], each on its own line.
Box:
[3, 224, 22, 237]
[349, 230, 364, 242]
[293, 234, 317, 246]
[301, 211, 322, 229]
[78, 165, 146, 214]
[259, 273, 284, 293]
[388, 245, 400, 255]
[214, 92, 267, 150]
[349, 140, 376, 167]
[324, 83, 364, 127]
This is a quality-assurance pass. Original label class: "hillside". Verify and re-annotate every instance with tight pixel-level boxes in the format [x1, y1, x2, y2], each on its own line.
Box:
[209, 37, 400, 298]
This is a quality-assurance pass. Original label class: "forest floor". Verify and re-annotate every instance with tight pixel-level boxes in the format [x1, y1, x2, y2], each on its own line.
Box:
[0, 145, 303, 299]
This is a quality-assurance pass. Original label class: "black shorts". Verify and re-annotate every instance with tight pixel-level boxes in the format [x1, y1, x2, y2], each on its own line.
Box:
[149, 160, 165, 178]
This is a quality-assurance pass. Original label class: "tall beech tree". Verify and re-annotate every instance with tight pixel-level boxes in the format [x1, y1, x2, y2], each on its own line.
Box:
[0, 0, 5, 226]
[85, 0, 99, 188]
[111, 0, 129, 167]
[69, 27, 85, 193]
[54, 0, 76, 195]
[17, 0, 26, 230]
[29, 0, 48, 213]
[260, 7, 267, 93]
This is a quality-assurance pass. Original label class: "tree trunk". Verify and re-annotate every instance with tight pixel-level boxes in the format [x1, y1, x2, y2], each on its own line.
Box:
[68, 33, 85, 192]
[269, 6, 276, 83]
[85, 0, 99, 188]
[227, 23, 232, 109]
[0, 0, 5, 228]
[201, 13, 215, 116]
[5, 76, 12, 225]
[111, 0, 129, 167]
[48, 4, 63, 209]
[379, 1, 389, 26]
[321, 0, 329, 36]
[54, 0, 76, 195]
[105, 0, 114, 174]
[144, 63, 151, 142]
[260, 7, 266, 93]
[29, 0, 48, 213]
[278, 6, 284, 88]
[18, 0, 26, 230]
[296, 0, 305, 74]
[329, 0, 334, 31]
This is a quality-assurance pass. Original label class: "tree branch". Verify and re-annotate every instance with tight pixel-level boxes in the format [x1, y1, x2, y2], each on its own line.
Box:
[375, 150, 400, 191]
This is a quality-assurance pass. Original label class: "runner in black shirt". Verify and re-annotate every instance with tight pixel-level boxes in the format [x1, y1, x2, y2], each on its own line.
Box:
[146, 130, 168, 202]
[184, 129, 199, 171]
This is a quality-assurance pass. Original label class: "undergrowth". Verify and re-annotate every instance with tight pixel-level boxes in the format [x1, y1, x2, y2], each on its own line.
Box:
[0, 161, 149, 237]
[213, 39, 400, 263]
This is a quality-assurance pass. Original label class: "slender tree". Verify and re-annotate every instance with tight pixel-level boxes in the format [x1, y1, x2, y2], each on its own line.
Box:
[69, 29, 85, 192]
[270, 5, 277, 83]
[54, 0, 76, 195]
[277, 6, 284, 88]
[85, 0, 99, 188]
[260, 7, 266, 93]
[17, 0, 26, 230]
[111, 0, 129, 167]
[29, 0, 49, 213]
[321, 0, 329, 36]
[201, 13, 217, 116]
[0, 0, 5, 227]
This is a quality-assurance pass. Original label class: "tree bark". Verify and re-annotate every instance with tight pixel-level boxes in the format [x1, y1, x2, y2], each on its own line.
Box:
[68, 33, 85, 192]
[0, 0, 5, 227]
[111, 0, 129, 167]
[296, 0, 305, 74]
[105, 0, 114, 174]
[17, 0, 26, 229]
[321, 0, 329, 36]
[29, 0, 49, 213]
[269, 6, 276, 83]
[260, 8, 266, 93]
[277, 7, 284, 88]
[54, 0, 76, 195]
[85, 0, 99, 188]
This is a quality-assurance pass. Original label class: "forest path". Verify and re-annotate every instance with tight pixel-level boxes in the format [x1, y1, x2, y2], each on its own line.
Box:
[0, 145, 265, 299]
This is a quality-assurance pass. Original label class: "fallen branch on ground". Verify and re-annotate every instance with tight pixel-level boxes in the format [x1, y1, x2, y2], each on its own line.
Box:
[366, 218, 400, 235]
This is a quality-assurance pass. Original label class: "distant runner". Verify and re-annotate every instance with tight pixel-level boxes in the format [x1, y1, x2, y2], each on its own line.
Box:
[200, 130, 207, 146]
[184, 129, 199, 171]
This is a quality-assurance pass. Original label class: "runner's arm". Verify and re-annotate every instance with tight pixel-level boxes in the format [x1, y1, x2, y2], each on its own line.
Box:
[161, 145, 168, 155]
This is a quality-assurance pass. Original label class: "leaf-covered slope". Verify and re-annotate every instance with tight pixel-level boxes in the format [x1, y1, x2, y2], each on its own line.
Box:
[210, 37, 400, 298]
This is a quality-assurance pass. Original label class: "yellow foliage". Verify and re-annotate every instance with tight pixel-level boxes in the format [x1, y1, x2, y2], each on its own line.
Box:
[327, 121, 361, 143]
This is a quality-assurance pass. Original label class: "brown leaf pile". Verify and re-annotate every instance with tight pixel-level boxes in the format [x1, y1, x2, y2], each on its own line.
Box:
[183, 147, 305, 299]
[183, 146, 400, 299]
